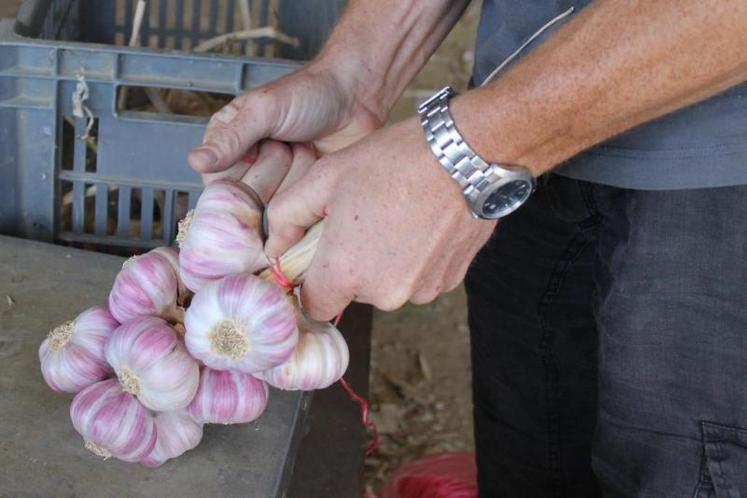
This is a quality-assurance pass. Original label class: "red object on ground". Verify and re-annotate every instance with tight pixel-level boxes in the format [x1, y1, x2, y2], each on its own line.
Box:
[378, 452, 478, 498]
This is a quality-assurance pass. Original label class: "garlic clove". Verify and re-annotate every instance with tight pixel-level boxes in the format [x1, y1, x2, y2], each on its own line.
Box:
[177, 180, 268, 293]
[187, 367, 269, 425]
[140, 410, 203, 468]
[70, 379, 156, 463]
[38, 306, 118, 393]
[258, 314, 350, 391]
[105, 316, 200, 412]
[184, 273, 299, 373]
[108, 248, 181, 324]
[151, 246, 191, 305]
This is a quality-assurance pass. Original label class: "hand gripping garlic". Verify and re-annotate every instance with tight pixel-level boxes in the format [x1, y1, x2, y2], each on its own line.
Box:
[187, 367, 269, 425]
[109, 248, 182, 324]
[106, 317, 199, 411]
[184, 273, 298, 373]
[258, 314, 350, 391]
[140, 410, 203, 468]
[177, 181, 268, 293]
[70, 379, 156, 463]
[38, 306, 118, 393]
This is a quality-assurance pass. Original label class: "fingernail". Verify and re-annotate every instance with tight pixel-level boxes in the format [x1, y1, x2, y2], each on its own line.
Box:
[189, 147, 218, 170]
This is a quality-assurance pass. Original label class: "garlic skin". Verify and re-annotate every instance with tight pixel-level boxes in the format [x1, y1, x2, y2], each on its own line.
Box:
[185, 273, 298, 373]
[151, 246, 190, 303]
[108, 248, 181, 323]
[187, 367, 269, 425]
[177, 181, 268, 293]
[140, 410, 203, 468]
[70, 379, 156, 463]
[105, 317, 199, 411]
[258, 315, 349, 391]
[38, 306, 118, 393]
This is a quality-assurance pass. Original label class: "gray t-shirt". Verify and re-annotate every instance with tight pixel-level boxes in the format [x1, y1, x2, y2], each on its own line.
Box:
[474, 0, 747, 190]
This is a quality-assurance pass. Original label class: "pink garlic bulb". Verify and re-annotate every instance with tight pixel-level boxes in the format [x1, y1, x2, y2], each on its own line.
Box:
[177, 181, 267, 293]
[187, 367, 269, 425]
[140, 410, 203, 468]
[70, 379, 156, 463]
[38, 306, 118, 393]
[258, 315, 350, 391]
[105, 317, 199, 411]
[151, 246, 190, 303]
[184, 273, 298, 373]
[108, 248, 181, 323]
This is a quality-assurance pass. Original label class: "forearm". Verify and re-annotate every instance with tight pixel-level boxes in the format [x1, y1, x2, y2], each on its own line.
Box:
[317, 0, 470, 121]
[454, 0, 747, 176]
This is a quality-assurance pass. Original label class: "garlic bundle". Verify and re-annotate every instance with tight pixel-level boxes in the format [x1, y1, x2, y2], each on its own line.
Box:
[106, 317, 199, 411]
[70, 379, 156, 463]
[187, 367, 269, 425]
[38, 306, 118, 393]
[140, 410, 203, 468]
[184, 273, 298, 373]
[108, 248, 182, 324]
[259, 314, 349, 391]
[177, 181, 267, 293]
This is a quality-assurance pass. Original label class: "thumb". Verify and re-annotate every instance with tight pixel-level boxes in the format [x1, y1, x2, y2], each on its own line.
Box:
[188, 92, 277, 173]
[264, 159, 337, 259]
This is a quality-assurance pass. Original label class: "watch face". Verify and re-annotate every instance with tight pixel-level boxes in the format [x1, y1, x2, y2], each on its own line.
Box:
[481, 180, 532, 218]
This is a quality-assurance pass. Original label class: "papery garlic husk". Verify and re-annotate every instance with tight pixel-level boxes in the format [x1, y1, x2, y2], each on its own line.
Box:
[187, 367, 269, 425]
[177, 180, 268, 293]
[106, 316, 199, 411]
[70, 379, 156, 463]
[184, 273, 298, 373]
[108, 248, 182, 324]
[38, 306, 118, 393]
[140, 410, 203, 468]
[258, 221, 324, 286]
[257, 314, 350, 391]
[151, 246, 190, 305]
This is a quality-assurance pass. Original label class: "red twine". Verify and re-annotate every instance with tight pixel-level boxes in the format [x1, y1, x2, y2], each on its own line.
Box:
[340, 376, 380, 457]
[269, 257, 295, 293]
[267, 258, 380, 457]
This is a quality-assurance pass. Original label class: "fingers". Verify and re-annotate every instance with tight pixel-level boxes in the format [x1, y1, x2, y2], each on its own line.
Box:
[274, 143, 317, 195]
[264, 158, 336, 259]
[188, 91, 276, 173]
[201, 143, 258, 185]
[240, 140, 293, 205]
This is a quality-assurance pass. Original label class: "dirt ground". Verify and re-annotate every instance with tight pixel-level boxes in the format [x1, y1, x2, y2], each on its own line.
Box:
[0, 0, 482, 494]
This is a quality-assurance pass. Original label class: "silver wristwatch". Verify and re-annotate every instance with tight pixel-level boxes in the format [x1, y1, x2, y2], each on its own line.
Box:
[418, 86, 535, 220]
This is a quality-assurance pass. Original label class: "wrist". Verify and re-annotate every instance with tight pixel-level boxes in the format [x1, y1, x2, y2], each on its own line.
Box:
[449, 86, 562, 178]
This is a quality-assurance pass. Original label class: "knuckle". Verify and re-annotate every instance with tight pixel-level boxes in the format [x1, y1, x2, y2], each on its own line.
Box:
[374, 289, 410, 312]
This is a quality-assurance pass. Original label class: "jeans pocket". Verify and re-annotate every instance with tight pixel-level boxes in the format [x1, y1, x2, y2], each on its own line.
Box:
[697, 421, 747, 498]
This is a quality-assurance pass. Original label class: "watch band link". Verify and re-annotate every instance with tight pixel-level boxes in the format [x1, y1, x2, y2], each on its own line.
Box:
[418, 87, 496, 204]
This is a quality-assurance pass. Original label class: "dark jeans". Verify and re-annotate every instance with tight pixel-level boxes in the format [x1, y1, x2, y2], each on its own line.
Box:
[465, 174, 747, 498]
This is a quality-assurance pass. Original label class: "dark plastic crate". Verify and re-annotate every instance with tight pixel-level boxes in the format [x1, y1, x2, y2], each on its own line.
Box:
[0, 0, 343, 249]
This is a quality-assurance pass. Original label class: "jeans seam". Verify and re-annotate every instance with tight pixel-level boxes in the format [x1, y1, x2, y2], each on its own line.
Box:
[537, 223, 600, 498]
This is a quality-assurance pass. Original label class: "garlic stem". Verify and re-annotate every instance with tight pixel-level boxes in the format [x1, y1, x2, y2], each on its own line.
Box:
[84, 439, 112, 460]
[259, 220, 323, 286]
[122, 255, 139, 269]
[175, 210, 195, 248]
[47, 321, 74, 352]
[163, 305, 186, 326]
[209, 320, 250, 360]
[118, 367, 142, 396]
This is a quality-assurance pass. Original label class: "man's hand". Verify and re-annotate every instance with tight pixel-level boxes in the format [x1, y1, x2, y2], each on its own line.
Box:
[265, 117, 497, 321]
[187, 60, 383, 175]
[187, 0, 469, 177]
